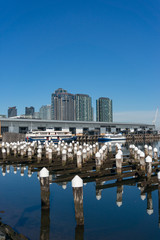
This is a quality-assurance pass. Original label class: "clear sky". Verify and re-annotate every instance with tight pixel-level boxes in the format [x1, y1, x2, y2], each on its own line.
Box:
[0, 0, 160, 124]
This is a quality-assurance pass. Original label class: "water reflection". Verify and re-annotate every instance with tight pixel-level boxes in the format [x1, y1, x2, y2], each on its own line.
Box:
[0, 141, 160, 239]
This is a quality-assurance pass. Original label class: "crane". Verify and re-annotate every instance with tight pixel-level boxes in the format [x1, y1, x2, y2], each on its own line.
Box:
[152, 107, 159, 125]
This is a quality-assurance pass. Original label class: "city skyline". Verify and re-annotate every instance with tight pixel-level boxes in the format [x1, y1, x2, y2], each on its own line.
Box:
[5, 88, 112, 122]
[3, 91, 160, 126]
[0, 0, 159, 124]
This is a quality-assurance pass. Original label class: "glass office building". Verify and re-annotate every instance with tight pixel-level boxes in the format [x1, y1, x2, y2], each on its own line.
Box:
[96, 97, 113, 122]
[51, 88, 75, 121]
[75, 94, 93, 121]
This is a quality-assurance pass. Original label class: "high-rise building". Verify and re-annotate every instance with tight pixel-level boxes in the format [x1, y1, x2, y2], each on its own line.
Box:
[96, 97, 113, 122]
[8, 106, 17, 118]
[33, 112, 40, 119]
[25, 106, 35, 116]
[51, 88, 75, 120]
[39, 105, 51, 120]
[75, 94, 93, 121]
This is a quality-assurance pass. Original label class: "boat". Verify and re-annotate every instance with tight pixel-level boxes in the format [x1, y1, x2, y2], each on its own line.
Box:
[25, 128, 77, 143]
[98, 133, 126, 142]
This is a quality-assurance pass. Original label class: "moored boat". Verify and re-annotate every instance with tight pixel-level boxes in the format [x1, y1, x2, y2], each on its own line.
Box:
[98, 133, 126, 142]
[25, 128, 77, 143]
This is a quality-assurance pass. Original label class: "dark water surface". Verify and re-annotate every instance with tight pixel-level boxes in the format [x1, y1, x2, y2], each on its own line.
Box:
[0, 141, 160, 240]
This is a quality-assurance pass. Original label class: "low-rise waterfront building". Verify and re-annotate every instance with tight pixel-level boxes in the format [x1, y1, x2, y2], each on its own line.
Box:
[0, 118, 154, 135]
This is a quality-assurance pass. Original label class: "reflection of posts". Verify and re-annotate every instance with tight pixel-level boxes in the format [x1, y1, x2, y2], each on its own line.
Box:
[158, 172, 160, 227]
[147, 192, 153, 215]
[75, 225, 84, 240]
[140, 186, 146, 201]
[72, 175, 84, 226]
[96, 188, 102, 200]
[116, 185, 123, 207]
[39, 168, 50, 240]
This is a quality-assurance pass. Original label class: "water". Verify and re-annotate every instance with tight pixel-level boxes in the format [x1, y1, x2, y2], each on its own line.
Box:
[0, 141, 160, 240]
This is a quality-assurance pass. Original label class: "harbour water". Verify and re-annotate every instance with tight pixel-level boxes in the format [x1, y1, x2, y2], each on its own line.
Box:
[0, 141, 160, 240]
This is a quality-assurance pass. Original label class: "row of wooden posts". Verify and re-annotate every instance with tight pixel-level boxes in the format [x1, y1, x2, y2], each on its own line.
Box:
[1, 139, 160, 239]
[0, 140, 160, 180]
[1, 140, 160, 201]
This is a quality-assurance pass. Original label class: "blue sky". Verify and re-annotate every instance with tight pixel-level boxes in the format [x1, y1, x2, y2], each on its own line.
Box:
[0, 0, 160, 123]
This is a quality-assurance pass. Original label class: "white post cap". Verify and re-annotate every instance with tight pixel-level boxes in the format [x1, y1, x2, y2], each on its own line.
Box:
[77, 151, 82, 156]
[2, 148, 6, 153]
[137, 150, 141, 155]
[82, 149, 87, 153]
[147, 209, 153, 215]
[148, 146, 152, 150]
[96, 195, 101, 200]
[72, 175, 83, 188]
[68, 148, 72, 153]
[102, 146, 106, 151]
[140, 152, 145, 158]
[95, 152, 101, 158]
[116, 153, 121, 160]
[116, 201, 122, 207]
[99, 149, 103, 154]
[62, 149, 67, 155]
[62, 184, 67, 190]
[141, 194, 146, 201]
[154, 148, 158, 153]
[145, 156, 152, 163]
[118, 150, 123, 155]
[37, 149, 42, 153]
[40, 167, 49, 178]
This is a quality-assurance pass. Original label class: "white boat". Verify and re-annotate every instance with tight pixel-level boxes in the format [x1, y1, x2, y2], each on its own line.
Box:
[98, 133, 126, 142]
[25, 128, 77, 143]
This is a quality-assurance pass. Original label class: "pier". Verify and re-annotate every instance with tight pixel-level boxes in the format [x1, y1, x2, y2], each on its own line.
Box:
[1, 140, 160, 239]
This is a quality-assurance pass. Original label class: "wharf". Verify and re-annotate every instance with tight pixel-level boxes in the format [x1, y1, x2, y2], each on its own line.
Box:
[1, 140, 160, 233]
[0, 146, 160, 186]
[77, 134, 160, 143]
[126, 133, 160, 142]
